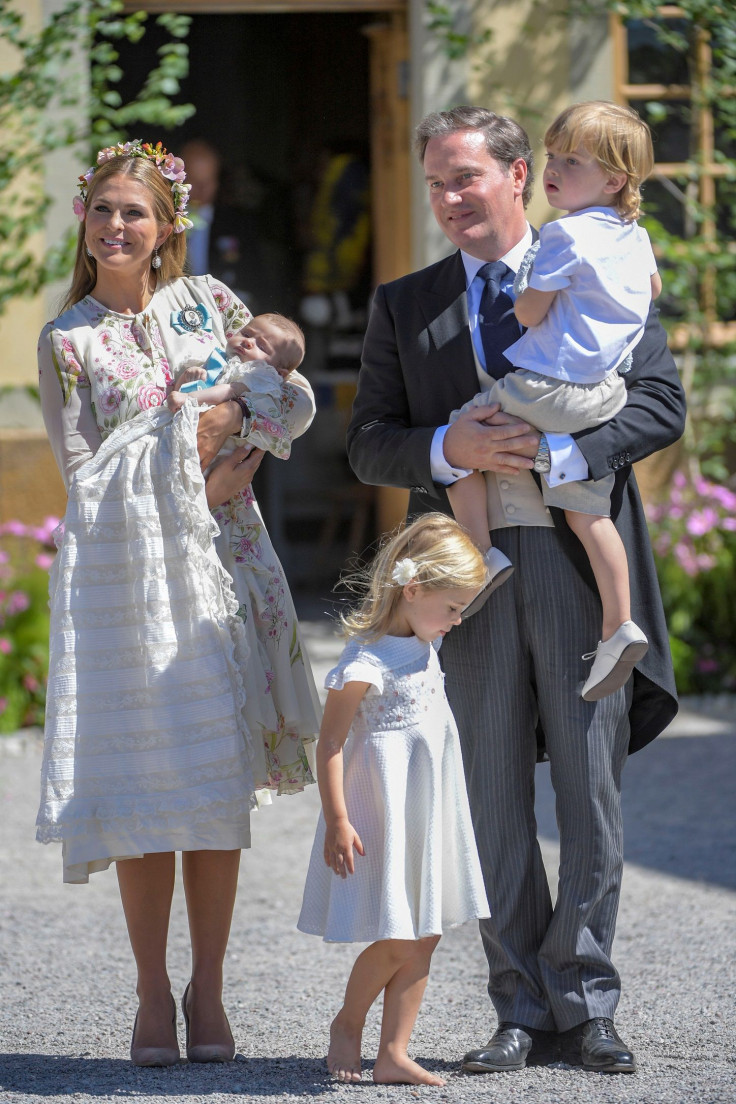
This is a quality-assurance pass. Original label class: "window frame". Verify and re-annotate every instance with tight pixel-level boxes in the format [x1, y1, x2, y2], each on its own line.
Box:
[612, 6, 736, 346]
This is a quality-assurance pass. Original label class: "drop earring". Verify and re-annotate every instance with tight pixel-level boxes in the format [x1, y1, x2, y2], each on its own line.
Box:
[86, 246, 93, 258]
[151, 247, 162, 270]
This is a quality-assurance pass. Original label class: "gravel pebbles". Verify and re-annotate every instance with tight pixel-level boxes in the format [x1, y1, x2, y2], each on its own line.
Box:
[1, 619, 734, 1104]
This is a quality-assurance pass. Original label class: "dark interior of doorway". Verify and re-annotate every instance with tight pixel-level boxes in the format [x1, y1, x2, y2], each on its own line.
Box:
[116, 11, 380, 596]
[116, 11, 375, 316]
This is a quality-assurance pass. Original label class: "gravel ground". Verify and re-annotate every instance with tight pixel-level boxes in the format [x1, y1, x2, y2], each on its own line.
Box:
[1, 617, 735, 1104]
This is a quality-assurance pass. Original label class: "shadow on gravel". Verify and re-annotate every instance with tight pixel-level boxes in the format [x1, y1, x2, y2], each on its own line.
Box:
[0, 1053, 459, 1095]
[0, 1053, 328, 1097]
[533, 732, 736, 890]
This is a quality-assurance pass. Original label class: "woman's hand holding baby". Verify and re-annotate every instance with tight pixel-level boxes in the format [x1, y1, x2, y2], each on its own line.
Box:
[196, 401, 245, 468]
[205, 445, 264, 508]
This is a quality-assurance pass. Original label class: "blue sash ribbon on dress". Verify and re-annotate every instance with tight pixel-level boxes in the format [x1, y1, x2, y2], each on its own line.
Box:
[179, 347, 229, 392]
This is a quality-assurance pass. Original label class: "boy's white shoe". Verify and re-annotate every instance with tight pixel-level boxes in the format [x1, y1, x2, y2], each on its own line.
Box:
[581, 621, 649, 701]
[461, 548, 514, 620]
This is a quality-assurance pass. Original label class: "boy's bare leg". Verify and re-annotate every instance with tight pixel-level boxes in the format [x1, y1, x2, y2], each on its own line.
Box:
[566, 510, 649, 700]
[447, 473, 514, 618]
[373, 935, 446, 1086]
[564, 511, 630, 638]
[447, 471, 492, 552]
[328, 939, 424, 1082]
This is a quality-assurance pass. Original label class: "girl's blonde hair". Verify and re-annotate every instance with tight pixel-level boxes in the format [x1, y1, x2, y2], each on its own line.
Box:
[59, 155, 187, 315]
[544, 101, 654, 221]
[340, 512, 488, 642]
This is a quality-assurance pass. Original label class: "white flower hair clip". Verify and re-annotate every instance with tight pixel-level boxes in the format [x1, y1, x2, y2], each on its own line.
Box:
[391, 557, 418, 586]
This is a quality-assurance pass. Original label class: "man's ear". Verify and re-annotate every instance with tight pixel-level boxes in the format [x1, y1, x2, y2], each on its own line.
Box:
[510, 157, 528, 198]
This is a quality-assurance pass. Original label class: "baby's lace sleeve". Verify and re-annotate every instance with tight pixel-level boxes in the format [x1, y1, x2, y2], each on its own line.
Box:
[223, 361, 298, 460]
[238, 367, 316, 460]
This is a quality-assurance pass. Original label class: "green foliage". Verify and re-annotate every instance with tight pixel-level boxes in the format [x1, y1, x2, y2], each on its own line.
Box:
[425, 2, 492, 61]
[0, 519, 59, 734]
[0, 0, 193, 313]
[647, 473, 736, 693]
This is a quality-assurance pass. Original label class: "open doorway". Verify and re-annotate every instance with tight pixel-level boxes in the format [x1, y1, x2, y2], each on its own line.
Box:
[117, 10, 402, 593]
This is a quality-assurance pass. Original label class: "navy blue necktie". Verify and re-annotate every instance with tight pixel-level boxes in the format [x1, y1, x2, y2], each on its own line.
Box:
[477, 261, 520, 380]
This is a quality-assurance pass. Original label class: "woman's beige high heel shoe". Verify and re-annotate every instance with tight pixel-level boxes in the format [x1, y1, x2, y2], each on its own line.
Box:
[130, 994, 180, 1066]
[181, 981, 235, 1062]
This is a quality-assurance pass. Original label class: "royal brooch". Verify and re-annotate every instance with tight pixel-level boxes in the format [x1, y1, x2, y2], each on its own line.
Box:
[171, 304, 212, 335]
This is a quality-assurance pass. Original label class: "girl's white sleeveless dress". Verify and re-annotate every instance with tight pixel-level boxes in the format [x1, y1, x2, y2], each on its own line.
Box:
[297, 634, 490, 942]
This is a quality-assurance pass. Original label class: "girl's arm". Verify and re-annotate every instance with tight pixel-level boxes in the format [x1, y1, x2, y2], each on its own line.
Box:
[514, 285, 558, 328]
[317, 681, 370, 878]
[651, 271, 662, 299]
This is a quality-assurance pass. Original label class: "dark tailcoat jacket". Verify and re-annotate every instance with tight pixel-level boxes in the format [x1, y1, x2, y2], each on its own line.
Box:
[347, 249, 687, 755]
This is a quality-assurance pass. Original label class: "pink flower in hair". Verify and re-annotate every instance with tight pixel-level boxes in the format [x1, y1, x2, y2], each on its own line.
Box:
[162, 153, 186, 183]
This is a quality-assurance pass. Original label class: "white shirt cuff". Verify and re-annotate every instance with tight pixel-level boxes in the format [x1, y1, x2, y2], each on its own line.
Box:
[431, 425, 473, 486]
[544, 432, 589, 488]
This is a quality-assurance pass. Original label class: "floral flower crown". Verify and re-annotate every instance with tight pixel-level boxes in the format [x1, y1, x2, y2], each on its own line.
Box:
[73, 139, 193, 234]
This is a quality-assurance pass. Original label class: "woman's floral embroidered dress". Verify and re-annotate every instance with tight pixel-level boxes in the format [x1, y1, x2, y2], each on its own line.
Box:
[37, 276, 320, 881]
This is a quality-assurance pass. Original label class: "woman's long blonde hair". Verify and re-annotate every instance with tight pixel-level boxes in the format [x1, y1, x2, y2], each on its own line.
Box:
[340, 513, 487, 642]
[59, 154, 187, 315]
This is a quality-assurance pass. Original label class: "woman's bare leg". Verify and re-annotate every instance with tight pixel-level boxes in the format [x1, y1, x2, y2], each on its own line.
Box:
[181, 849, 240, 1048]
[116, 852, 177, 1049]
[373, 936, 445, 1086]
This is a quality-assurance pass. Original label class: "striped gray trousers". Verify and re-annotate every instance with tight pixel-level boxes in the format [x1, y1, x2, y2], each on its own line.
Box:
[441, 525, 632, 1032]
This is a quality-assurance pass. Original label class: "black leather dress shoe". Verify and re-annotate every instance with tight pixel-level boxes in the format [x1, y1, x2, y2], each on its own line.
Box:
[462, 1022, 552, 1073]
[566, 1017, 636, 1073]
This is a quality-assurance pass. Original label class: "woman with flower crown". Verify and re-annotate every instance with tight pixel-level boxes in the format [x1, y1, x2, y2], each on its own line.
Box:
[36, 140, 321, 1066]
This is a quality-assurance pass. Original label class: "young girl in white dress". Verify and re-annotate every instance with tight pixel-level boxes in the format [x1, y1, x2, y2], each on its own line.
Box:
[298, 513, 491, 1086]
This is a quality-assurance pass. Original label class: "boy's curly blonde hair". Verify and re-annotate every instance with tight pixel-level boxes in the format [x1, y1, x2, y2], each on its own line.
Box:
[544, 101, 654, 221]
[339, 513, 487, 642]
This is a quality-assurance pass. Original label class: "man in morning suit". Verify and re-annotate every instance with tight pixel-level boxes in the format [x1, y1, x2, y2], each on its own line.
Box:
[347, 106, 685, 1074]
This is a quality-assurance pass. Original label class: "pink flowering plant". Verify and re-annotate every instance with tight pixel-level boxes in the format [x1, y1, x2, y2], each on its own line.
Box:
[646, 471, 736, 693]
[0, 517, 59, 733]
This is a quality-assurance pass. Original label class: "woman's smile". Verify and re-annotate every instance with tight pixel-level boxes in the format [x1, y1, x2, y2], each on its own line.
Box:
[85, 177, 165, 274]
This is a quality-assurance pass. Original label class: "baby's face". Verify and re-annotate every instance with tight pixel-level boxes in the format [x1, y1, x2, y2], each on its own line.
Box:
[227, 319, 298, 379]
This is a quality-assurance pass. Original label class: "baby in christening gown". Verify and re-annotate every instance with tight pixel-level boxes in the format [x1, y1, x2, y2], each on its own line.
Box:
[169, 309, 321, 802]
[168, 312, 304, 462]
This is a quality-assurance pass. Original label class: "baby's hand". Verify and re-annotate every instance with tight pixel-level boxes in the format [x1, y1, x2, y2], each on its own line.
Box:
[324, 818, 365, 878]
[172, 366, 208, 392]
[167, 390, 188, 414]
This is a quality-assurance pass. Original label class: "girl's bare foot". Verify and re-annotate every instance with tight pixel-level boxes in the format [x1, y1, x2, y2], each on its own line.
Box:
[327, 1013, 362, 1083]
[373, 1052, 446, 1086]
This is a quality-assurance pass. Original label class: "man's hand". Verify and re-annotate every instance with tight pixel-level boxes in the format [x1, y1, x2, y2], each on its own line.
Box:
[444, 405, 541, 475]
[196, 400, 243, 469]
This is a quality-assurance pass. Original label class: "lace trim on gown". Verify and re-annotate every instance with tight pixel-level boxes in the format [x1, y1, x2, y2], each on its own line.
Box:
[36, 403, 256, 882]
